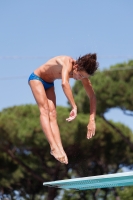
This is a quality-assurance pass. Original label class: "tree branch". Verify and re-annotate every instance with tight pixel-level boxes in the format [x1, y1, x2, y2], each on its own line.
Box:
[122, 109, 133, 117]
[4, 147, 45, 183]
[102, 115, 133, 151]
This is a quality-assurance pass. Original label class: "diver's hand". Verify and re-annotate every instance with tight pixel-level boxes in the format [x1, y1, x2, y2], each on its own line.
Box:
[66, 107, 77, 122]
[87, 120, 96, 139]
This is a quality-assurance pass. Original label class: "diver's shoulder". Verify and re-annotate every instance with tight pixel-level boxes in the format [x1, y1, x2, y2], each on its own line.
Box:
[57, 55, 75, 62]
[46, 55, 75, 66]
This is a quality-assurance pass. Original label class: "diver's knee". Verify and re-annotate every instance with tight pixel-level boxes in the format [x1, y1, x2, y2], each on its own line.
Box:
[40, 105, 50, 116]
[49, 109, 57, 120]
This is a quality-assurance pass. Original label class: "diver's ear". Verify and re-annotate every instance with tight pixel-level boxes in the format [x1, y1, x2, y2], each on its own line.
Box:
[73, 63, 78, 70]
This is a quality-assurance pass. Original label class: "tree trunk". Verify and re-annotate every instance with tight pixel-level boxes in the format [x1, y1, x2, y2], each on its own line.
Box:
[47, 187, 58, 200]
[113, 188, 121, 200]
[92, 191, 97, 200]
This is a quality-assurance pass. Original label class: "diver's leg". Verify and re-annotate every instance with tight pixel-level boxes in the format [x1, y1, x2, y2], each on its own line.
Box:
[29, 80, 67, 164]
[46, 86, 68, 164]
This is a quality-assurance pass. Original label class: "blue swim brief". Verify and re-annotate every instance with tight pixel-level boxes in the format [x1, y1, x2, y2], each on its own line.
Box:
[28, 72, 54, 90]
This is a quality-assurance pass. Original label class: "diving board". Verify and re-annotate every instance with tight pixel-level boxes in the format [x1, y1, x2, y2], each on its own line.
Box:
[43, 171, 133, 190]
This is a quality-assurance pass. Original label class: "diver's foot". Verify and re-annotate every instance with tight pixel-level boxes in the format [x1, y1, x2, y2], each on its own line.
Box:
[59, 148, 68, 164]
[50, 148, 68, 164]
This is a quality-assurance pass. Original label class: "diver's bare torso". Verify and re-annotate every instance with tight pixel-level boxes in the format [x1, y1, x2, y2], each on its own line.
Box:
[34, 56, 75, 82]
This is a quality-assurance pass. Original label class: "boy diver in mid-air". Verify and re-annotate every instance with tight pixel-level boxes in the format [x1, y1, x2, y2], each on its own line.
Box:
[28, 53, 98, 164]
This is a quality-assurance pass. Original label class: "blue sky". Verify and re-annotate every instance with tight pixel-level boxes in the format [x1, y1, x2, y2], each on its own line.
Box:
[0, 0, 133, 130]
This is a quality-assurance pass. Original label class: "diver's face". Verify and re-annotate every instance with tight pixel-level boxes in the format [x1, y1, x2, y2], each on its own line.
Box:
[73, 65, 89, 80]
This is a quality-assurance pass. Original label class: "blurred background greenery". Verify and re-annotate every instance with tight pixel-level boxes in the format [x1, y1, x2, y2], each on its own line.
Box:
[0, 60, 133, 200]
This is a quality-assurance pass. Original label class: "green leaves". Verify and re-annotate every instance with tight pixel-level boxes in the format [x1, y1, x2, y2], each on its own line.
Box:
[0, 60, 133, 199]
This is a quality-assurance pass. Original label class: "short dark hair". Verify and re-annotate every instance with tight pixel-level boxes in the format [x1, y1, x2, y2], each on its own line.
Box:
[76, 53, 99, 75]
